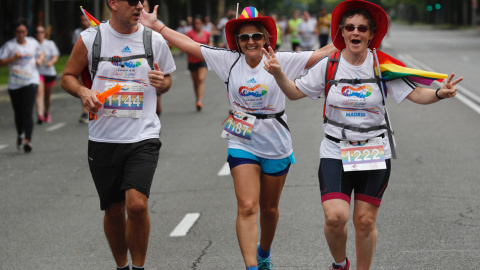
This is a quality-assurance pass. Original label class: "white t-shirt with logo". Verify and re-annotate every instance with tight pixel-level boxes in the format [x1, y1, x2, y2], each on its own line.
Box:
[201, 46, 313, 159]
[38, 39, 59, 76]
[81, 23, 176, 143]
[296, 50, 417, 159]
[0, 37, 41, 90]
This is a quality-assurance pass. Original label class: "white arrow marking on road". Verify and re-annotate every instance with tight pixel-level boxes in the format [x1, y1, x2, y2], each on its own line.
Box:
[46, 122, 66, 132]
[0, 144, 8, 151]
[218, 162, 231, 176]
[170, 213, 200, 237]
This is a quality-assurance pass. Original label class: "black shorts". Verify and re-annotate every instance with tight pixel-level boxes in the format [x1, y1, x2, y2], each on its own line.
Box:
[188, 61, 207, 71]
[318, 158, 391, 206]
[42, 75, 56, 84]
[88, 138, 162, 210]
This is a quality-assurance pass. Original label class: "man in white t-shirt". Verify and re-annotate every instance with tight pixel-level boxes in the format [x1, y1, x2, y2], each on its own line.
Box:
[61, 1, 176, 270]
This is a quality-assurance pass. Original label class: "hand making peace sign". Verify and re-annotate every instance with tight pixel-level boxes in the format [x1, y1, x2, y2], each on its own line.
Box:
[262, 46, 283, 77]
[437, 73, 463, 99]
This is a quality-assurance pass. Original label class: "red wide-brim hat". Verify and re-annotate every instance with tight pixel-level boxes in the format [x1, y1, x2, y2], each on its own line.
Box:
[331, 0, 388, 50]
[225, 7, 277, 51]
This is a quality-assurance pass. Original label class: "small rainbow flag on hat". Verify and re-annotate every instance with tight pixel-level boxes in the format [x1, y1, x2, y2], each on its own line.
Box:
[240, 7, 260, 19]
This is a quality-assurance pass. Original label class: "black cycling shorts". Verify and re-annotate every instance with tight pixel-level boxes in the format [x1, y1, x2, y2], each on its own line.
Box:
[88, 138, 161, 210]
[318, 158, 391, 206]
[188, 61, 207, 71]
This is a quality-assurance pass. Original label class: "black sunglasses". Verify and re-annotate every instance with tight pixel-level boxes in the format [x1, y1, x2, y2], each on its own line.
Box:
[343, 24, 369, 33]
[121, 0, 145, 6]
[237, 32, 264, 42]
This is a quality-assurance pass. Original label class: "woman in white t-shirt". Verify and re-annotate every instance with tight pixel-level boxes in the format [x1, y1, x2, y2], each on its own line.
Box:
[140, 6, 335, 270]
[264, 0, 463, 269]
[35, 26, 59, 124]
[0, 19, 44, 152]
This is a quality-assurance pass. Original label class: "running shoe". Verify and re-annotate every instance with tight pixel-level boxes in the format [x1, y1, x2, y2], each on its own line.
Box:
[44, 112, 51, 123]
[257, 244, 273, 270]
[329, 257, 351, 270]
[79, 113, 89, 124]
[196, 101, 203, 112]
[16, 137, 23, 151]
[37, 115, 44, 124]
[23, 140, 32, 153]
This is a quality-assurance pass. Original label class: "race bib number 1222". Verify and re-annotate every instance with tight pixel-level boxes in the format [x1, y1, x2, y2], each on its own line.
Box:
[340, 137, 386, 171]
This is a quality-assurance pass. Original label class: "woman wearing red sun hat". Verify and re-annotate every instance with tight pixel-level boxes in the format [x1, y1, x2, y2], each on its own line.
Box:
[140, 5, 337, 270]
[264, 0, 463, 269]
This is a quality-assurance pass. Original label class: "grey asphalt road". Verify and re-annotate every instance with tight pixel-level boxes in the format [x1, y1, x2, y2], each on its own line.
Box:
[1, 24, 479, 270]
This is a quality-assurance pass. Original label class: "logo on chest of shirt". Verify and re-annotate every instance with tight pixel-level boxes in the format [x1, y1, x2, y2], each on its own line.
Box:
[329, 85, 379, 116]
[121, 46, 132, 53]
[239, 78, 268, 97]
[239, 84, 268, 97]
[341, 85, 372, 98]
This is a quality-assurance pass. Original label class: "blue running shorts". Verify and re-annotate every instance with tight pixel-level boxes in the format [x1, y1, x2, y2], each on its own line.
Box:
[227, 148, 296, 176]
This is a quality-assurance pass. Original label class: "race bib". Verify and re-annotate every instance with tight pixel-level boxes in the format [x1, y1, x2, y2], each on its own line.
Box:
[221, 110, 255, 143]
[11, 65, 31, 86]
[340, 137, 386, 171]
[103, 82, 144, 118]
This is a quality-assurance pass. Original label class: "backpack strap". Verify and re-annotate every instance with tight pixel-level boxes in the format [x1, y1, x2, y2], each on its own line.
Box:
[143, 27, 154, 70]
[91, 25, 154, 81]
[225, 52, 242, 93]
[91, 25, 102, 81]
[250, 110, 290, 132]
[323, 51, 341, 118]
[336, 78, 380, 85]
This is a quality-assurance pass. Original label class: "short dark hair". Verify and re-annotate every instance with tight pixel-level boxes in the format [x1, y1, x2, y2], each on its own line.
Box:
[340, 8, 376, 32]
[105, 0, 111, 10]
[13, 18, 28, 32]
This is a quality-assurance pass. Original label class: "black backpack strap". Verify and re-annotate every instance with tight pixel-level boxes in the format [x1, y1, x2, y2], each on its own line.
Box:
[324, 116, 393, 140]
[337, 78, 380, 85]
[91, 25, 101, 80]
[247, 110, 290, 132]
[143, 27, 154, 70]
[93, 26, 154, 73]
[225, 53, 242, 93]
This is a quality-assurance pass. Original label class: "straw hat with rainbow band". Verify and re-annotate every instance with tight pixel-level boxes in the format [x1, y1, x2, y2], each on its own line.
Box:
[330, 0, 389, 50]
[225, 7, 277, 52]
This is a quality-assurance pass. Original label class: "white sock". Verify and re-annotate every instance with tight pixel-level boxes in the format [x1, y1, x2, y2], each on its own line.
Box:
[132, 264, 144, 269]
[333, 259, 347, 267]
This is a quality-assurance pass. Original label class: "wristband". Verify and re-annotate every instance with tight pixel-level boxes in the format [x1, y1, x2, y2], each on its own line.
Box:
[159, 25, 166, 33]
[435, 88, 444, 100]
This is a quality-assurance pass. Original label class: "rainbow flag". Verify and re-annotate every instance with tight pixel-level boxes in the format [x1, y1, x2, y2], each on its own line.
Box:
[374, 50, 447, 86]
[80, 6, 100, 27]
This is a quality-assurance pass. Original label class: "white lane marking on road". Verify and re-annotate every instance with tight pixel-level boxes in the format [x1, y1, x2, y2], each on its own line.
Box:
[218, 162, 231, 176]
[170, 213, 200, 237]
[46, 122, 66, 132]
[398, 54, 480, 115]
[0, 144, 8, 151]
[382, 41, 393, 50]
